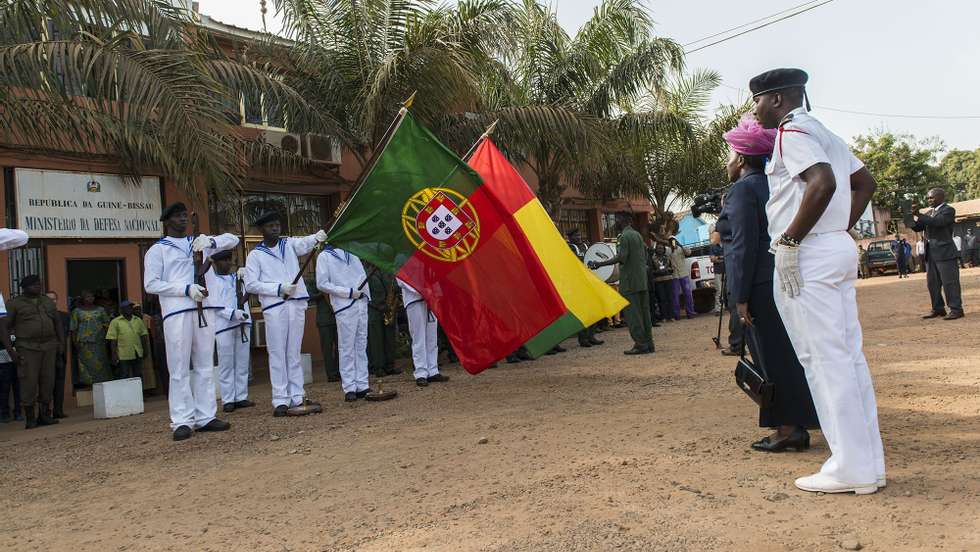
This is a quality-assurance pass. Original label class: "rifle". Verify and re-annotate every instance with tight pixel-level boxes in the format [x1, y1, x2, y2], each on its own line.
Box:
[236, 270, 250, 343]
[190, 212, 208, 329]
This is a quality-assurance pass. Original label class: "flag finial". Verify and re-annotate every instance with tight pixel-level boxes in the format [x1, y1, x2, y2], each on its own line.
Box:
[403, 91, 417, 109]
[481, 120, 499, 139]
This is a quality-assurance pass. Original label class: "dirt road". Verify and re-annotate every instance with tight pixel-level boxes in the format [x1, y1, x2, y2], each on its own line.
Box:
[2, 270, 979, 551]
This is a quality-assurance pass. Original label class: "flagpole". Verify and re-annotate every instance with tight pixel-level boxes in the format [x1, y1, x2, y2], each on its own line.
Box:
[461, 119, 499, 162]
[326, 92, 417, 235]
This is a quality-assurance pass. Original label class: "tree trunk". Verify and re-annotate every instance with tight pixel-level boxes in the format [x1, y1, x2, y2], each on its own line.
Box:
[537, 171, 564, 221]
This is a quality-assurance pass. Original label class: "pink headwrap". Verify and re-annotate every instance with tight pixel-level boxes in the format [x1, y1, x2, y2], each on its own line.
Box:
[723, 114, 777, 157]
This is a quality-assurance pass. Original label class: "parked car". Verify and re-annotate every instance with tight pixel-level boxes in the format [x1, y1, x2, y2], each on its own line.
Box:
[679, 241, 717, 313]
[866, 239, 898, 276]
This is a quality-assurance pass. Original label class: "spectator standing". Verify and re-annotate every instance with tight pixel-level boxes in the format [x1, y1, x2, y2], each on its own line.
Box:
[70, 290, 113, 385]
[106, 300, 150, 380]
[709, 231, 725, 313]
[45, 290, 70, 418]
[891, 235, 909, 279]
[0, 275, 65, 429]
[668, 237, 696, 319]
[649, 243, 675, 323]
[953, 234, 964, 268]
[857, 245, 870, 279]
[915, 238, 926, 273]
[965, 228, 977, 267]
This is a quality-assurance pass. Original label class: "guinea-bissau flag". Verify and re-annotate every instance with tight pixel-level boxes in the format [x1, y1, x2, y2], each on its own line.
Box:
[326, 110, 569, 374]
[466, 139, 628, 353]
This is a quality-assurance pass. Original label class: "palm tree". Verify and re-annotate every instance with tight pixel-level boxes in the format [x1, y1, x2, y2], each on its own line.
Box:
[443, 0, 685, 218]
[0, 0, 335, 194]
[268, 0, 509, 166]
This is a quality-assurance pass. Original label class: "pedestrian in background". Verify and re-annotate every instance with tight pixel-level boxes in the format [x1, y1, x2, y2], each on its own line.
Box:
[965, 228, 977, 267]
[106, 300, 150, 380]
[709, 230, 725, 313]
[668, 237, 695, 319]
[70, 289, 113, 385]
[905, 188, 964, 320]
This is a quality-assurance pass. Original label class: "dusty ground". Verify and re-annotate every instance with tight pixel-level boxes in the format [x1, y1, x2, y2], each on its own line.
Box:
[2, 270, 979, 552]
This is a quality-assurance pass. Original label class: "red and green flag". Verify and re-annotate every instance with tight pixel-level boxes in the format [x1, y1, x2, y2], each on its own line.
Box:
[326, 110, 568, 373]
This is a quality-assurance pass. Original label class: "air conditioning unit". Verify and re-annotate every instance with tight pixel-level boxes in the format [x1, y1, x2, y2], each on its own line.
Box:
[252, 319, 268, 348]
[261, 130, 302, 156]
[302, 133, 342, 165]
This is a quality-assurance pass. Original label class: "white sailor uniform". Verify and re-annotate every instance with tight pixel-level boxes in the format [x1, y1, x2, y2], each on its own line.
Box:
[143, 234, 239, 431]
[315, 247, 370, 394]
[397, 279, 440, 380]
[204, 268, 251, 405]
[244, 235, 319, 408]
[766, 107, 885, 487]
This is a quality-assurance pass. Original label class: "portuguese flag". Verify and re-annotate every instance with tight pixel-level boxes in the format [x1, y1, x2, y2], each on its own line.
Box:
[466, 139, 628, 353]
[326, 110, 568, 373]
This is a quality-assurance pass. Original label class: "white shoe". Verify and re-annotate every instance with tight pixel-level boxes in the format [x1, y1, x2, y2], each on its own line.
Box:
[794, 473, 878, 495]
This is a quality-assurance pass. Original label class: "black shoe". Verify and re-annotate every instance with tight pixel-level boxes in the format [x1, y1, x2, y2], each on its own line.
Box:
[544, 348, 557, 355]
[578, 340, 593, 348]
[427, 374, 449, 383]
[355, 389, 372, 399]
[588, 338, 604, 346]
[553, 345, 567, 353]
[235, 400, 255, 408]
[516, 349, 532, 361]
[943, 311, 964, 320]
[751, 429, 810, 452]
[922, 311, 946, 319]
[624, 347, 648, 355]
[173, 425, 192, 441]
[344, 392, 357, 402]
[273, 405, 289, 417]
[720, 348, 740, 357]
[37, 412, 59, 426]
[197, 418, 231, 432]
[23, 407, 37, 430]
[223, 403, 236, 413]
[416, 377, 429, 387]
[506, 355, 521, 364]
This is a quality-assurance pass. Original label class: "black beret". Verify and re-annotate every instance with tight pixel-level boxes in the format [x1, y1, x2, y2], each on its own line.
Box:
[159, 202, 187, 221]
[253, 211, 281, 227]
[210, 249, 233, 261]
[19, 275, 40, 288]
[749, 68, 808, 97]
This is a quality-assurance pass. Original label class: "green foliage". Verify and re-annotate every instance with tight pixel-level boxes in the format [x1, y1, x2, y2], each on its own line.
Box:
[940, 148, 980, 200]
[851, 132, 945, 213]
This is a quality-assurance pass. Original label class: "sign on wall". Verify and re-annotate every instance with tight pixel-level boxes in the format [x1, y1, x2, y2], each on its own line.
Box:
[15, 169, 162, 238]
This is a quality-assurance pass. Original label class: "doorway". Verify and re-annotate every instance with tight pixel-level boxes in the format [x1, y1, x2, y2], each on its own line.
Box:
[66, 260, 124, 315]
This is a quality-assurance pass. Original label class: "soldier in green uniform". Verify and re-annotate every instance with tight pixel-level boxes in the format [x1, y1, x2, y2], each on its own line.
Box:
[589, 212, 655, 355]
[366, 266, 399, 377]
[312, 290, 340, 382]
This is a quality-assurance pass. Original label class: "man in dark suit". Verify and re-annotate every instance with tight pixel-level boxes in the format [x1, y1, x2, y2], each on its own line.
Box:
[905, 187, 964, 320]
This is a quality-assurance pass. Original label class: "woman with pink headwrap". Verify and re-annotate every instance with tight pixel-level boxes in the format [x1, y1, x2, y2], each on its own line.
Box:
[715, 115, 820, 452]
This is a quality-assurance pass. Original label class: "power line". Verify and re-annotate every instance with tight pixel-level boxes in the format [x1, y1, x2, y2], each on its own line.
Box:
[720, 84, 980, 120]
[682, 0, 826, 47]
[684, 0, 836, 54]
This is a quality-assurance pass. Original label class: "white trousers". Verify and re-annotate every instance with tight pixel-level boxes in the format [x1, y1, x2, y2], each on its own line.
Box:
[216, 324, 250, 404]
[337, 301, 369, 394]
[264, 301, 307, 408]
[774, 232, 885, 485]
[406, 300, 439, 379]
[163, 309, 217, 431]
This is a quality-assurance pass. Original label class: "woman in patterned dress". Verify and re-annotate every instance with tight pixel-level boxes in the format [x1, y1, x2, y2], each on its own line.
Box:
[69, 290, 113, 385]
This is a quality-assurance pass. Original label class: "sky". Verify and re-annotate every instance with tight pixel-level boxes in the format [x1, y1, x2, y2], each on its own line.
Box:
[196, 0, 980, 152]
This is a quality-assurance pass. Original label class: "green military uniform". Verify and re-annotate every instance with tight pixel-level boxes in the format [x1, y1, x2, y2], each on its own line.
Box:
[366, 270, 399, 376]
[615, 226, 654, 351]
[6, 294, 60, 412]
[313, 292, 340, 382]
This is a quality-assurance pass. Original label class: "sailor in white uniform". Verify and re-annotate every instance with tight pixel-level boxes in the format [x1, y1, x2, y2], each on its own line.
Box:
[204, 249, 253, 413]
[244, 211, 327, 416]
[750, 68, 884, 494]
[397, 279, 449, 387]
[143, 202, 238, 441]
[315, 246, 371, 401]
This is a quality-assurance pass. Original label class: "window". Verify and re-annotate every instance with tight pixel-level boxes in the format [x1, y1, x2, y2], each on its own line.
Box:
[557, 209, 591, 242]
[241, 91, 287, 130]
[9, 245, 44, 297]
[601, 213, 619, 240]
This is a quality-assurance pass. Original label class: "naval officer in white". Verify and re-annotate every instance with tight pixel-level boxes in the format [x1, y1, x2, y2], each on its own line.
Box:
[751, 68, 885, 495]
[315, 246, 371, 401]
[396, 278, 448, 387]
[244, 211, 327, 417]
[204, 249, 253, 412]
[143, 202, 239, 441]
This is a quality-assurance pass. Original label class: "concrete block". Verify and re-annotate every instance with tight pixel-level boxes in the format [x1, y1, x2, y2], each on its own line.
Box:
[93, 378, 144, 418]
[302, 353, 313, 385]
[75, 388, 94, 408]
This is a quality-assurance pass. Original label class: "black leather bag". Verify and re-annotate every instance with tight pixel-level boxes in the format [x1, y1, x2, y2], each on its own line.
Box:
[734, 326, 774, 408]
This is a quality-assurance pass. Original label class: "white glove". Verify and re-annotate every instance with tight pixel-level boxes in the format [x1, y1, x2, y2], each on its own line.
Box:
[192, 234, 214, 253]
[188, 284, 207, 302]
[280, 283, 298, 298]
[237, 267, 247, 280]
[314, 230, 328, 243]
[350, 288, 364, 299]
[774, 244, 803, 298]
[233, 309, 249, 321]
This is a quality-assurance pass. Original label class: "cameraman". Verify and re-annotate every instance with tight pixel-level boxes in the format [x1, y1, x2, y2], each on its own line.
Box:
[719, 115, 818, 452]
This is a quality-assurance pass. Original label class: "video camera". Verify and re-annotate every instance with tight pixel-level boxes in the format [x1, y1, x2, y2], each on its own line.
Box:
[691, 186, 730, 218]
